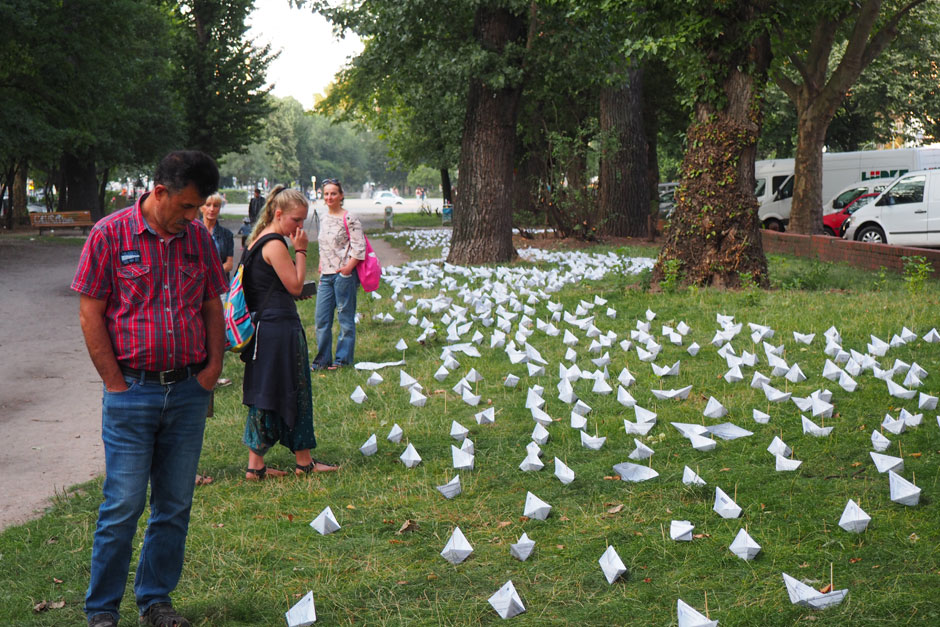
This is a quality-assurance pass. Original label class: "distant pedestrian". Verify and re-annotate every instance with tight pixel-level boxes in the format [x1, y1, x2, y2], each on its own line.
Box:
[198, 192, 234, 282]
[248, 187, 265, 226]
[73, 150, 227, 627]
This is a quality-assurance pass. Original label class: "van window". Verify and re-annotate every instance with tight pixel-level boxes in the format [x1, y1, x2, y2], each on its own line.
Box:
[772, 175, 789, 195]
[882, 175, 925, 205]
[833, 187, 868, 209]
[755, 178, 766, 197]
[775, 176, 793, 200]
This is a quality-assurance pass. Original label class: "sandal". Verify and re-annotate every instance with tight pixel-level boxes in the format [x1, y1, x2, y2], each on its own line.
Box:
[245, 466, 288, 481]
[88, 613, 117, 627]
[140, 602, 190, 627]
[194, 473, 213, 486]
[295, 460, 340, 474]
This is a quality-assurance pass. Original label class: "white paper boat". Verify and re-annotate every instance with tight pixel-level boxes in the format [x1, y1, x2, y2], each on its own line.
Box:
[310, 506, 340, 535]
[623, 418, 655, 435]
[350, 385, 367, 404]
[531, 422, 550, 445]
[801, 415, 833, 437]
[782, 572, 848, 609]
[451, 445, 475, 471]
[652, 360, 680, 377]
[399, 370, 419, 389]
[767, 436, 791, 457]
[592, 377, 613, 394]
[729, 527, 761, 560]
[366, 371, 384, 386]
[752, 409, 770, 424]
[881, 414, 905, 435]
[359, 433, 378, 456]
[436, 475, 462, 499]
[526, 362, 545, 377]
[617, 367, 636, 387]
[670, 520, 694, 541]
[900, 408, 922, 427]
[838, 371, 858, 392]
[682, 466, 706, 486]
[461, 388, 481, 406]
[635, 405, 658, 423]
[762, 382, 791, 403]
[387, 423, 403, 443]
[519, 450, 544, 472]
[672, 422, 708, 438]
[450, 420, 469, 442]
[510, 532, 535, 561]
[886, 379, 916, 399]
[525, 441, 542, 458]
[441, 526, 473, 564]
[400, 443, 422, 468]
[724, 365, 744, 383]
[689, 434, 717, 452]
[409, 387, 427, 407]
[523, 491, 552, 520]
[572, 399, 592, 415]
[504, 373, 520, 388]
[488, 580, 525, 619]
[775, 454, 802, 471]
[525, 388, 545, 409]
[613, 461, 659, 482]
[475, 407, 495, 425]
[751, 371, 770, 389]
[598, 545, 627, 584]
[285, 590, 317, 627]
[687, 342, 701, 356]
[811, 396, 834, 419]
[705, 423, 752, 440]
[677, 598, 718, 627]
[460, 436, 474, 455]
[629, 438, 654, 459]
[889, 470, 921, 506]
[870, 451, 903, 474]
[531, 406, 553, 426]
[838, 499, 871, 532]
[580, 431, 606, 450]
[870, 429, 891, 452]
[713, 487, 742, 518]
[702, 397, 727, 419]
[924, 328, 940, 342]
[793, 331, 815, 345]
[652, 385, 693, 401]
[617, 386, 637, 406]
[554, 457, 575, 484]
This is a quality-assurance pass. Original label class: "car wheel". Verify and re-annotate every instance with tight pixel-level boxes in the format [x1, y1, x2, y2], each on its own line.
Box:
[856, 225, 886, 244]
[763, 219, 783, 232]
[823, 226, 835, 237]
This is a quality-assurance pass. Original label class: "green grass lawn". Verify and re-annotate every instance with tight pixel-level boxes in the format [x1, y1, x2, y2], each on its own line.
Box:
[4, 245, 940, 626]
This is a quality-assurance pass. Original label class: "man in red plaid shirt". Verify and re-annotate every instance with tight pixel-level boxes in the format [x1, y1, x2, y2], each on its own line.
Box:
[72, 151, 227, 627]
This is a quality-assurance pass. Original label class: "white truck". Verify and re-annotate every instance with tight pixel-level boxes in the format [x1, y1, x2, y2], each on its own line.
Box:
[843, 169, 940, 247]
[755, 147, 940, 230]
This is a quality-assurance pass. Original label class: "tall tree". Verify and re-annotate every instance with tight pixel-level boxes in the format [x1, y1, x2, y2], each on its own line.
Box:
[774, 0, 931, 234]
[174, 0, 276, 157]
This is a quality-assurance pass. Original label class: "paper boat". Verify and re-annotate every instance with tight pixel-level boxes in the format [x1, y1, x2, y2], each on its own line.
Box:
[635, 405, 658, 423]
[531, 406, 553, 426]
[673, 422, 708, 438]
[409, 387, 428, 407]
[554, 457, 575, 484]
[785, 363, 806, 383]
[285, 590, 317, 627]
[703, 397, 727, 419]
[886, 379, 916, 399]
[652, 385, 693, 400]
[387, 423, 403, 443]
[838, 372, 857, 392]
[889, 470, 921, 506]
[729, 527, 761, 560]
[838, 499, 871, 532]
[504, 373, 520, 387]
[400, 443, 422, 468]
[706, 423, 753, 440]
[677, 598, 717, 627]
[366, 371, 383, 386]
[510, 532, 535, 561]
[450, 420, 469, 441]
[350, 385, 367, 404]
[359, 433, 378, 456]
[570, 411, 588, 430]
[451, 445, 475, 471]
[793, 331, 815, 345]
[687, 342, 701, 356]
[488, 580, 525, 619]
[580, 431, 606, 450]
[441, 526, 473, 564]
[460, 438, 474, 455]
[526, 441, 542, 458]
[461, 388, 481, 406]
[572, 399, 592, 415]
[531, 423, 550, 445]
[713, 487, 742, 518]
[399, 370, 419, 389]
[617, 368, 636, 387]
[618, 386, 637, 406]
[436, 475, 462, 499]
[801, 415, 833, 437]
[525, 388, 545, 409]
[724, 365, 744, 383]
[775, 454, 802, 471]
[689, 434, 717, 452]
[767, 436, 791, 457]
[310, 506, 340, 535]
[475, 407, 495, 425]
[592, 377, 613, 394]
[670, 520, 694, 541]
[613, 461, 659, 482]
[598, 545, 628, 584]
[751, 371, 770, 389]
[870, 451, 903, 473]
[519, 450, 544, 472]
[652, 360, 680, 377]
[526, 362, 545, 377]
[870, 429, 891, 452]
[433, 365, 450, 382]
[752, 409, 770, 424]
[682, 466, 706, 486]
[782, 572, 848, 609]
[629, 438, 654, 459]
[624, 419, 655, 435]
[523, 491, 552, 520]
[762, 383, 791, 403]
[881, 414, 905, 435]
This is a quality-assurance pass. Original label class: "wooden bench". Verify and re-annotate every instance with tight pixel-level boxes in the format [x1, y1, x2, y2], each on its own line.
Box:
[29, 211, 95, 235]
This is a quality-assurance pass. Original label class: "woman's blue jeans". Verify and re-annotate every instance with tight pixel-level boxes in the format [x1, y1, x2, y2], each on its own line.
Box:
[84, 374, 211, 622]
[314, 272, 358, 367]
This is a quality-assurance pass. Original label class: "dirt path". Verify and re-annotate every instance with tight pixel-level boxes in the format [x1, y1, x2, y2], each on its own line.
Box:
[0, 220, 410, 531]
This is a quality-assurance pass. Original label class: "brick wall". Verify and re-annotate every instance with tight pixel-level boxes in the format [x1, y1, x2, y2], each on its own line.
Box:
[760, 230, 940, 274]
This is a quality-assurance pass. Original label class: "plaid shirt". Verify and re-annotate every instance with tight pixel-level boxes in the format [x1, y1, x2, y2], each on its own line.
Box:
[71, 194, 227, 371]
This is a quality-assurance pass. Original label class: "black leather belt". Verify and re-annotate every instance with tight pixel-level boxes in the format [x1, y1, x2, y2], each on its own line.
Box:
[119, 360, 206, 385]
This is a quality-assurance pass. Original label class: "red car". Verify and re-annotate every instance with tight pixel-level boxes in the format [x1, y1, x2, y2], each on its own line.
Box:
[823, 193, 879, 237]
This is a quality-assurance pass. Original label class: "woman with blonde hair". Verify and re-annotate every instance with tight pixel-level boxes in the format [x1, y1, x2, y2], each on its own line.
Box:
[241, 185, 338, 480]
[198, 192, 234, 281]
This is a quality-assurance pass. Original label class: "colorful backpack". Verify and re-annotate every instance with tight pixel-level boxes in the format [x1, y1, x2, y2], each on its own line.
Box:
[223, 234, 278, 352]
[343, 213, 381, 292]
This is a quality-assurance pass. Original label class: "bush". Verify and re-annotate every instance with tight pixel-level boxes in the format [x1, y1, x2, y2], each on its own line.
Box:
[221, 189, 248, 204]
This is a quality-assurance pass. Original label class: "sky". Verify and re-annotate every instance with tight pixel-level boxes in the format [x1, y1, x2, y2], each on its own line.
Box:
[247, 1, 363, 111]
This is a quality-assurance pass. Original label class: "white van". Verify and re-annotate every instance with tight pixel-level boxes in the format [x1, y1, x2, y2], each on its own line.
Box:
[756, 147, 940, 230]
[843, 169, 940, 246]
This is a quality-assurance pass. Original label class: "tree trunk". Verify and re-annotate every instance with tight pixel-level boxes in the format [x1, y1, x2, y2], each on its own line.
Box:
[447, 5, 526, 264]
[788, 119, 828, 234]
[599, 66, 649, 237]
[98, 167, 109, 218]
[62, 152, 101, 218]
[644, 87, 661, 220]
[440, 168, 453, 203]
[13, 159, 29, 227]
[653, 35, 770, 288]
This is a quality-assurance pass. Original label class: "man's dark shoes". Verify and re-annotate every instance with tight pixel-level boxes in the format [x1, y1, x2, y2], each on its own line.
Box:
[140, 602, 191, 627]
[89, 614, 117, 627]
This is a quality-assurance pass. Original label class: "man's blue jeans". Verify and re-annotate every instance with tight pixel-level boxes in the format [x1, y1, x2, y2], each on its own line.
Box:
[314, 272, 359, 367]
[84, 374, 211, 621]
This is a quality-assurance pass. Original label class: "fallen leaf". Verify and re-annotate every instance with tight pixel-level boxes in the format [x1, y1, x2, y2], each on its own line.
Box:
[693, 533, 704, 539]
[212, 523, 224, 528]
[851, 461, 862, 467]
[909, 452, 922, 458]
[760, 503, 766, 510]
[556, 544, 565, 549]
[49, 601, 65, 610]
[872, 565, 881, 569]
[633, 531, 643, 536]
[643, 577, 652, 583]
[346, 504, 356, 510]
[293, 593, 304, 599]
[383, 519, 395, 525]
[389, 539, 403, 544]
[397, 580, 408, 585]
[496, 521, 512, 529]
[607, 504, 624, 514]
[604, 475, 620, 481]
[819, 584, 832, 594]
[427, 574, 438, 580]
[849, 557, 862, 564]
[799, 562, 809, 569]
[286, 514, 294, 523]
[909, 533, 920, 543]
[720, 468, 730, 472]
[559, 515, 570, 521]
[397, 519, 418, 535]
[33, 601, 48, 613]
[518, 516, 530, 522]
[665, 507, 672, 514]
[53, 578, 63, 584]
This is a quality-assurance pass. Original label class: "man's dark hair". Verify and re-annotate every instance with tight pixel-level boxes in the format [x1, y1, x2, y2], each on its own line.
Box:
[154, 151, 220, 198]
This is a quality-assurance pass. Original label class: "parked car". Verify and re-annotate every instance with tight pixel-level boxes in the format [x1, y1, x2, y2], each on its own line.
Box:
[822, 193, 878, 237]
[843, 169, 939, 246]
[373, 190, 404, 205]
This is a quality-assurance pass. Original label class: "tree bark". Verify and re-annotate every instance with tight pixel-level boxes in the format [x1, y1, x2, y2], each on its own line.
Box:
[440, 168, 453, 204]
[653, 28, 770, 288]
[13, 160, 29, 227]
[599, 66, 649, 237]
[447, 5, 526, 264]
[62, 152, 101, 218]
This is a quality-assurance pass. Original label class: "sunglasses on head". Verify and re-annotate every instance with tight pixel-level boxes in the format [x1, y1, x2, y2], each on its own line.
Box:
[322, 178, 340, 185]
